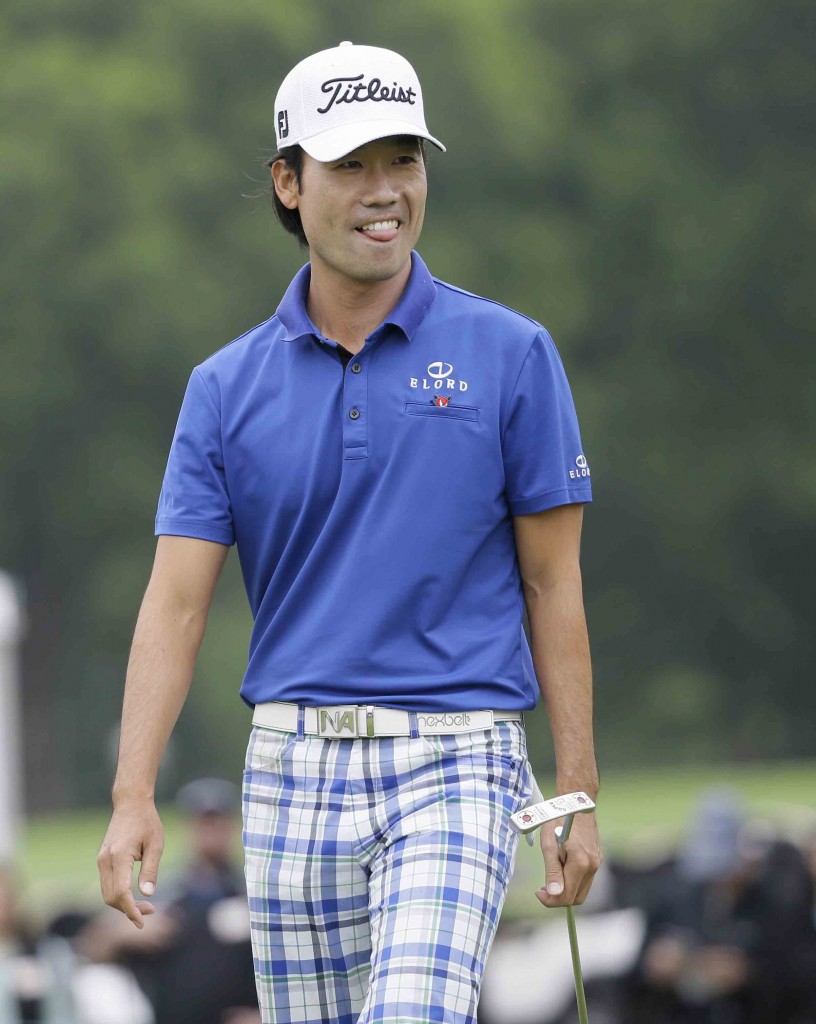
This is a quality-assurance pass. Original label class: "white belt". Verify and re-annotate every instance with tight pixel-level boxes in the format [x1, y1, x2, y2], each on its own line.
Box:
[252, 701, 523, 738]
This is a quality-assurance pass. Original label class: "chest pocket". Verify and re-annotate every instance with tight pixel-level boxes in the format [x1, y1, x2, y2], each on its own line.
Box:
[403, 400, 480, 422]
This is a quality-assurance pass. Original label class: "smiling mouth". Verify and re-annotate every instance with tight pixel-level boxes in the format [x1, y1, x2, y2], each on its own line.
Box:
[356, 219, 400, 234]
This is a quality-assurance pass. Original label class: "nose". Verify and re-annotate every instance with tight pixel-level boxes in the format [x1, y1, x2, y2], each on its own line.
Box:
[360, 162, 400, 208]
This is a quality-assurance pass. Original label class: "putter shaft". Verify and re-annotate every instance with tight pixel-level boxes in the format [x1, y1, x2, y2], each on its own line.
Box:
[555, 816, 590, 1024]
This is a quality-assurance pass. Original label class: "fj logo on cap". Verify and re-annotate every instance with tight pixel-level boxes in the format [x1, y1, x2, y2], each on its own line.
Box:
[317, 74, 417, 115]
[277, 110, 289, 140]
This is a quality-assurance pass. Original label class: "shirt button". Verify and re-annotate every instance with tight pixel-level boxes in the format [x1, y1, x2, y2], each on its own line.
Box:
[349, 407, 360, 420]
[351, 363, 362, 373]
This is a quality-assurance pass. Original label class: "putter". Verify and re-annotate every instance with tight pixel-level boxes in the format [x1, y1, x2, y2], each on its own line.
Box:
[509, 791, 595, 1024]
[509, 791, 595, 835]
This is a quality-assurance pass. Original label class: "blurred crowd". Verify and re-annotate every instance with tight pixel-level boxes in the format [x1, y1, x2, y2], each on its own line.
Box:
[480, 787, 816, 1024]
[1, 785, 814, 1023]
[0, 779, 260, 1024]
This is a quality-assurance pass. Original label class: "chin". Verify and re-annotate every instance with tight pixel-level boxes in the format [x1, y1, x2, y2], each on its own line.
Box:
[312, 240, 413, 285]
[357, 263, 406, 283]
[361, 248, 414, 279]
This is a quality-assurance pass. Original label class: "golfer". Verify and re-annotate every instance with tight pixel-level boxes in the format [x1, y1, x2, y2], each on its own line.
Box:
[98, 41, 602, 1024]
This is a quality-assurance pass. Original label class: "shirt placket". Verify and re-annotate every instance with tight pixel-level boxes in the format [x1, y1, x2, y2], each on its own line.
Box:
[337, 328, 388, 462]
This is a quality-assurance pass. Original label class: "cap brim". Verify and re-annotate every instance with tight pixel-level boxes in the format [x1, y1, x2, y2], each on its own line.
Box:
[299, 119, 446, 162]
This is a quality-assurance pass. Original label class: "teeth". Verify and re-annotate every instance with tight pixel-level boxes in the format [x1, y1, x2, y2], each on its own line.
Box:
[359, 220, 399, 232]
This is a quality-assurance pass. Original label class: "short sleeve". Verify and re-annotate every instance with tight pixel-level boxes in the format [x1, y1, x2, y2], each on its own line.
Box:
[502, 329, 592, 515]
[154, 368, 235, 545]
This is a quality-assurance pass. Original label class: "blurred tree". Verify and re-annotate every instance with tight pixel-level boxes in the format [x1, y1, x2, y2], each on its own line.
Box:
[1, 0, 813, 808]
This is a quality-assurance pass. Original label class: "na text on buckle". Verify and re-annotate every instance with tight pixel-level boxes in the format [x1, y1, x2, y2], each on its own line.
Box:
[317, 705, 359, 738]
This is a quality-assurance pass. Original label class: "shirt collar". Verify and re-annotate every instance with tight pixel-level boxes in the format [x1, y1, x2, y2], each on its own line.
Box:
[275, 250, 437, 344]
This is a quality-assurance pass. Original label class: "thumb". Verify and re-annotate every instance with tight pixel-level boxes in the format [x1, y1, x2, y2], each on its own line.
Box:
[544, 858, 564, 896]
[138, 838, 163, 897]
[541, 830, 565, 896]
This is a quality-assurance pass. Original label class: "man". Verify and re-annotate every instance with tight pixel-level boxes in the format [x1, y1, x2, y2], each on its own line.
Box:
[632, 789, 816, 1024]
[98, 40, 601, 1024]
[168, 778, 247, 911]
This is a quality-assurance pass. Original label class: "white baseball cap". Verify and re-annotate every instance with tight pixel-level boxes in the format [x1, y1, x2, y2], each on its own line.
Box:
[274, 41, 446, 162]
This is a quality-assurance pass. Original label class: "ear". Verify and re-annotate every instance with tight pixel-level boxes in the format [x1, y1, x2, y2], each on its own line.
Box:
[271, 159, 300, 210]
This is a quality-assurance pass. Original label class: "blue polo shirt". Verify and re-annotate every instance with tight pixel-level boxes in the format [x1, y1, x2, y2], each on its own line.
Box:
[155, 251, 592, 711]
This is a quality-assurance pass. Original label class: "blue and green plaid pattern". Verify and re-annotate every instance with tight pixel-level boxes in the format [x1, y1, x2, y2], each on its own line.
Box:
[242, 718, 534, 1024]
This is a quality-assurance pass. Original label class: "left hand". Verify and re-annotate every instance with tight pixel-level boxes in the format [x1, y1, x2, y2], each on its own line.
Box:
[534, 810, 602, 908]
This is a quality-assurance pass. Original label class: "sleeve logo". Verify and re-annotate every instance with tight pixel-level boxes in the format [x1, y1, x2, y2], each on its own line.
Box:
[569, 454, 591, 479]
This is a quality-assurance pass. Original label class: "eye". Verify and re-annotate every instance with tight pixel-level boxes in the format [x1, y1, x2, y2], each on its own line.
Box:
[335, 159, 362, 170]
[394, 154, 419, 165]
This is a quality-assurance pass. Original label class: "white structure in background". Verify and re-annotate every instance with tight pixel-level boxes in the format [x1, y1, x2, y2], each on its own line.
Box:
[480, 907, 647, 1024]
[0, 570, 26, 860]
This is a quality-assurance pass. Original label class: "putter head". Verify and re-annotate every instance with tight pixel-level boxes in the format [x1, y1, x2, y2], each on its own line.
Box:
[509, 791, 596, 835]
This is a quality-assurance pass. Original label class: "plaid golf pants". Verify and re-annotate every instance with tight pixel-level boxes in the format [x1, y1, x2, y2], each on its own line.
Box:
[242, 715, 534, 1024]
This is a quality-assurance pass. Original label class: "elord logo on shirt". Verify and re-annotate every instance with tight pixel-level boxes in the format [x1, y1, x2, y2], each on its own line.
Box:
[409, 360, 470, 392]
[569, 454, 591, 479]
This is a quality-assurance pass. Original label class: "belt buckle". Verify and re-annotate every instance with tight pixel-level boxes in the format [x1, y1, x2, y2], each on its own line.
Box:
[316, 704, 359, 739]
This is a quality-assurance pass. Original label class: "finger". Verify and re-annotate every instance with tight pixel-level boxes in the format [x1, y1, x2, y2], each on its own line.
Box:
[538, 835, 597, 907]
[537, 827, 566, 900]
[571, 868, 594, 906]
[573, 857, 601, 904]
[98, 844, 144, 927]
[536, 865, 582, 907]
[111, 850, 144, 928]
[570, 848, 603, 905]
[137, 836, 164, 897]
[121, 890, 145, 928]
[96, 846, 115, 906]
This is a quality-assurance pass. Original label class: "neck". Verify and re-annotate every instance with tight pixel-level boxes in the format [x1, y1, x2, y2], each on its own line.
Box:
[306, 255, 411, 352]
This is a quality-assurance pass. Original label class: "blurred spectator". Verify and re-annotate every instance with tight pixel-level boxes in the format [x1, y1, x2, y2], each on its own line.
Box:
[747, 837, 816, 1022]
[626, 787, 816, 1024]
[0, 863, 80, 1023]
[79, 778, 259, 1024]
[165, 778, 248, 910]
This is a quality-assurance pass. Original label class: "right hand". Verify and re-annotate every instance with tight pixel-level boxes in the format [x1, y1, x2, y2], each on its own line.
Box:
[97, 799, 164, 928]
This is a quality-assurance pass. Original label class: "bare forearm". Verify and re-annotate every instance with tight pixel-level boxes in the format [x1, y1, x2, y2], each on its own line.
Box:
[112, 586, 208, 805]
[524, 572, 599, 798]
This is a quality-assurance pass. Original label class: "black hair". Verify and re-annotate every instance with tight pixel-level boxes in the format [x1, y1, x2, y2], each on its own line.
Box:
[266, 144, 308, 248]
[264, 136, 427, 250]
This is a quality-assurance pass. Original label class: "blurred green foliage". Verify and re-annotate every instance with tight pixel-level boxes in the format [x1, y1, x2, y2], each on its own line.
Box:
[1, 0, 814, 809]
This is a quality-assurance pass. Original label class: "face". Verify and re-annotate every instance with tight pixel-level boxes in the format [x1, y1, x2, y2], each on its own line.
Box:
[190, 813, 236, 865]
[273, 136, 427, 286]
